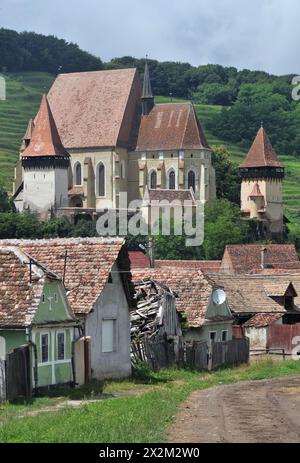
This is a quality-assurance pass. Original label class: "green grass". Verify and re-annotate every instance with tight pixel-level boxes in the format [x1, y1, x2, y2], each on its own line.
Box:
[1, 75, 299, 228]
[1, 359, 300, 443]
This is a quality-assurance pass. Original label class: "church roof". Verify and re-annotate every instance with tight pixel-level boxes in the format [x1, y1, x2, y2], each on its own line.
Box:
[142, 61, 153, 99]
[136, 103, 209, 151]
[22, 95, 69, 158]
[239, 127, 283, 168]
[20, 118, 35, 152]
[249, 182, 264, 197]
[47, 69, 141, 149]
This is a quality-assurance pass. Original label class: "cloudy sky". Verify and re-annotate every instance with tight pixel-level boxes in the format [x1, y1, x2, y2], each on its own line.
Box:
[1, 0, 299, 75]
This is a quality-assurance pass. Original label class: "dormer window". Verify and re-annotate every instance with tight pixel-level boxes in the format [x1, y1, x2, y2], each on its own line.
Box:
[285, 296, 294, 311]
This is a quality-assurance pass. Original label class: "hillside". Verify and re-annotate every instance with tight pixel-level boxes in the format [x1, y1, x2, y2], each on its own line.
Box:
[1, 73, 299, 230]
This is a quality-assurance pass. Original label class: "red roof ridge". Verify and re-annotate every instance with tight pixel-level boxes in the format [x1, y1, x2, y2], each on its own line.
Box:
[239, 127, 282, 168]
[22, 94, 69, 158]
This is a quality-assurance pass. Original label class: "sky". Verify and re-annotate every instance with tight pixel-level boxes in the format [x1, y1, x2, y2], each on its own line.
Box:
[1, 0, 299, 75]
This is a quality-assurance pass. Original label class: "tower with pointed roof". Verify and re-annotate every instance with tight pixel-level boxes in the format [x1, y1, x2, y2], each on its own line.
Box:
[141, 60, 154, 116]
[239, 127, 284, 236]
[21, 94, 70, 216]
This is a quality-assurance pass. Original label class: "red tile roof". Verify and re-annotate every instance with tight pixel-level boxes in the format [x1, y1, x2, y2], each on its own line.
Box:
[0, 247, 61, 327]
[68, 186, 84, 196]
[22, 95, 69, 158]
[132, 267, 216, 328]
[47, 69, 141, 149]
[136, 103, 209, 151]
[243, 313, 283, 328]
[239, 127, 283, 168]
[0, 238, 134, 315]
[144, 188, 196, 204]
[129, 251, 149, 268]
[220, 244, 300, 274]
[155, 260, 221, 272]
[249, 182, 264, 197]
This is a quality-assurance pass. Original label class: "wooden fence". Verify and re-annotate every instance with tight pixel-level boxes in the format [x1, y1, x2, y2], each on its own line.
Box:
[6, 345, 31, 402]
[0, 359, 6, 402]
[131, 337, 249, 371]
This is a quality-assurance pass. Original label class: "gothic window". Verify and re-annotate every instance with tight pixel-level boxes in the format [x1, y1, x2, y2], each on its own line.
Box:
[168, 170, 176, 190]
[188, 170, 196, 192]
[96, 163, 105, 197]
[74, 162, 82, 186]
[150, 171, 157, 189]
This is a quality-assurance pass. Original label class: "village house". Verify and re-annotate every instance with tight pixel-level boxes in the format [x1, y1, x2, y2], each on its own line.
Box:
[1, 238, 135, 380]
[206, 272, 300, 352]
[219, 244, 300, 274]
[13, 63, 216, 221]
[132, 267, 233, 343]
[0, 246, 78, 389]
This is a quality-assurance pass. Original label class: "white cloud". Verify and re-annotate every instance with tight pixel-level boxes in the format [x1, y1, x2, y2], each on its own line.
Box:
[1, 0, 300, 74]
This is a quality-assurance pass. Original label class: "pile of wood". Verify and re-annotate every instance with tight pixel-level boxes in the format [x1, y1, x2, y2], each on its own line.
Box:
[131, 279, 177, 340]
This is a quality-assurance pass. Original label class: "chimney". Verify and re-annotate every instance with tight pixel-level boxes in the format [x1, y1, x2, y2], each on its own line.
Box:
[261, 246, 267, 269]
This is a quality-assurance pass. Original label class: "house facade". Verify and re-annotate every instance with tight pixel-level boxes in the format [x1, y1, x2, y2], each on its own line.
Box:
[1, 238, 135, 380]
[13, 63, 216, 219]
[0, 247, 78, 388]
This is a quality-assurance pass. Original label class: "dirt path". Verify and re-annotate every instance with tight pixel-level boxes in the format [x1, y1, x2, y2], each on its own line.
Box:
[168, 375, 300, 443]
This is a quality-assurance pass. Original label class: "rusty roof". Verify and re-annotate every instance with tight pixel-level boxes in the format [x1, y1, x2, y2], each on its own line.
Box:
[0, 238, 134, 315]
[132, 267, 221, 328]
[0, 246, 61, 327]
[239, 127, 283, 168]
[136, 103, 209, 151]
[22, 95, 69, 158]
[220, 244, 300, 274]
[47, 69, 141, 149]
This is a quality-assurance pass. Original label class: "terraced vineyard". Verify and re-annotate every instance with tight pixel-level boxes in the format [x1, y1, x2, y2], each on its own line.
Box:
[0, 77, 299, 229]
[0, 72, 54, 188]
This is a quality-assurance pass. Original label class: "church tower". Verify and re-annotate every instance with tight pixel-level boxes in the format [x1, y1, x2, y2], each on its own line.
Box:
[141, 60, 154, 116]
[21, 94, 70, 217]
[239, 126, 284, 236]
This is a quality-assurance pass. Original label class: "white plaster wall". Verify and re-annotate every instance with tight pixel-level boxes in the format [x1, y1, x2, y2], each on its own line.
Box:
[245, 326, 268, 350]
[85, 262, 131, 379]
[23, 167, 68, 212]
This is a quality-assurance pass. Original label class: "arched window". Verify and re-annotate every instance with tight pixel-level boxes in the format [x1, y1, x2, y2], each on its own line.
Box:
[0, 336, 5, 361]
[168, 170, 176, 190]
[150, 171, 157, 189]
[74, 162, 82, 186]
[96, 163, 105, 197]
[188, 170, 196, 192]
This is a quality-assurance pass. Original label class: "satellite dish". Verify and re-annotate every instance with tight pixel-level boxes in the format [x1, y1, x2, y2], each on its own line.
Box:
[212, 288, 226, 305]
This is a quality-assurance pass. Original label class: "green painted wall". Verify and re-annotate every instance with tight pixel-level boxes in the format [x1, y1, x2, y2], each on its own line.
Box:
[0, 330, 26, 353]
[34, 280, 73, 324]
[184, 321, 233, 342]
[33, 327, 73, 387]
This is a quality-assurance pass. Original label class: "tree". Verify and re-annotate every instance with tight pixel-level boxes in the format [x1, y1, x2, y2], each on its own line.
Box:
[211, 146, 240, 204]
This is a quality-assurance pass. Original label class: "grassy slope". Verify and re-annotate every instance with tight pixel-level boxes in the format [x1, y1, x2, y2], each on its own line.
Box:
[0, 72, 54, 188]
[0, 78, 299, 228]
[0, 359, 300, 442]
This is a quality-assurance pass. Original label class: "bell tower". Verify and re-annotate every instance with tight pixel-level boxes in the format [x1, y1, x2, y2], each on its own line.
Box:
[239, 126, 284, 237]
[21, 94, 70, 217]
